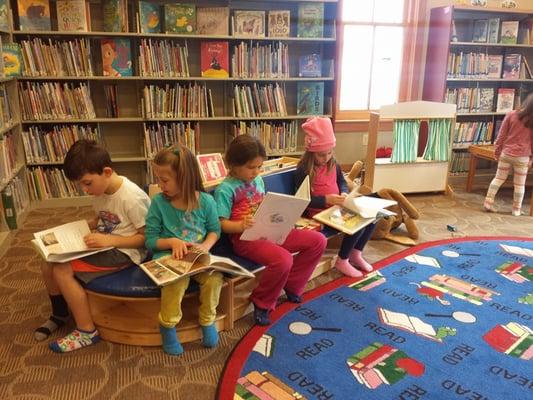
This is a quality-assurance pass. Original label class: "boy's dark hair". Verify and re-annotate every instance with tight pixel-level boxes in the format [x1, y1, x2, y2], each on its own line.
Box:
[225, 134, 267, 167]
[63, 139, 112, 181]
[518, 92, 533, 128]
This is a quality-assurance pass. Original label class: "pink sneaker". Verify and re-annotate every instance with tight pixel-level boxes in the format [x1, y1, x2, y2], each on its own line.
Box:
[349, 250, 373, 272]
[335, 257, 363, 278]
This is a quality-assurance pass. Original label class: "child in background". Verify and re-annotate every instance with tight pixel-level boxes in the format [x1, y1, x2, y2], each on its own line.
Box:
[294, 117, 375, 278]
[145, 145, 222, 355]
[35, 140, 150, 352]
[484, 93, 533, 216]
[214, 135, 326, 326]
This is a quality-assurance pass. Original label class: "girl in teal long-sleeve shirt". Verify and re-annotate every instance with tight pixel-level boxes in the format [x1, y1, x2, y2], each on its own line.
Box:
[145, 145, 222, 356]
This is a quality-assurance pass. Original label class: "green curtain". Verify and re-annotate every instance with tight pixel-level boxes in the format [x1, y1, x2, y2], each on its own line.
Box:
[422, 118, 453, 161]
[391, 119, 420, 163]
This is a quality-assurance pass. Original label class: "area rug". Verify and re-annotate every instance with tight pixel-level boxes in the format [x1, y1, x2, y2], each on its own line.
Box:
[218, 237, 533, 400]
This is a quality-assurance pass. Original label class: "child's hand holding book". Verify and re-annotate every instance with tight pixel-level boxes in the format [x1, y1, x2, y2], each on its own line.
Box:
[325, 193, 346, 206]
[240, 214, 255, 232]
[84, 232, 114, 248]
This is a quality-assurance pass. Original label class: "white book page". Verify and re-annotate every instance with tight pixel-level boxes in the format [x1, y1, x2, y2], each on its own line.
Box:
[33, 220, 93, 256]
[381, 308, 413, 331]
[409, 316, 437, 336]
[294, 175, 310, 200]
[345, 196, 397, 219]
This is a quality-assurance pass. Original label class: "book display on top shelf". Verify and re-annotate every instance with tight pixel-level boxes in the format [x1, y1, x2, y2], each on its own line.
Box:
[165, 3, 195, 34]
[103, 0, 128, 32]
[472, 19, 488, 42]
[268, 10, 290, 38]
[138, 1, 161, 33]
[56, 0, 90, 32]
[196, 7, 229, 35]
[0, 0, 9, 31]
[17, 0, 51, 31]
[233, 10, 265, 37]
[297, 2, 323, 38]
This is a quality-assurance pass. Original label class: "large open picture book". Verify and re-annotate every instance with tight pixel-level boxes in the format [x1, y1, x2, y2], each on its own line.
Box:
[31, 220, 113, 263]
[240, 176, 310, 244]
[313, 189, 397, 235]
[139, 248, 254, 286]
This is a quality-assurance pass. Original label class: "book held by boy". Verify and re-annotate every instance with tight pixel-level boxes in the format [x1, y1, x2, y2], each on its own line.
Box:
[139, 248, 254, 286]
[240, 176, 310, 244]
[31, 220, 113, 263]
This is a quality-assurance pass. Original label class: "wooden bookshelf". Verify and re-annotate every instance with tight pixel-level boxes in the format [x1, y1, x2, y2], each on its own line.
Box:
[9, 0, 339, 203]
[422, 5, 533, 176]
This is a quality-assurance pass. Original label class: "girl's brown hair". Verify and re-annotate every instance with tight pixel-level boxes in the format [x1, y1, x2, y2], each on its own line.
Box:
[225, 134, 267, 168]
[518, 92, 533, 129]
[297, 150, 337, 185]
[153, 145, 204, 211]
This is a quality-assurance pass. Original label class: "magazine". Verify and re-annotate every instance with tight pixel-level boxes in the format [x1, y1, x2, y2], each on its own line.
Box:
[139, 248, 254, 286]
[312, 189, 396, 235]
[31, 220, 113, 263]
[240, 176, 310, 244]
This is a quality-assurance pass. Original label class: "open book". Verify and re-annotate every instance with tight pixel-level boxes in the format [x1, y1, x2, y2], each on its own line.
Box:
[31, 220, 113, 263]
[139, 248, 255, 286]
[313, 189, 397, 235]
[240, 176, 310, 244]
[377, 307, 441, 342]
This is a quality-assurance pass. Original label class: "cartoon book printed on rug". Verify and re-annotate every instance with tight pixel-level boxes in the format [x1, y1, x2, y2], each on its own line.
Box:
[236, 371, 305, 400]
[405, 254, 441, 268]
[31, 220, 113, 263]
[483, 322, 533, 360]
[17, 0, 51, 31]
[377, 307, 456, 342]
[2, 43, 22, 77]
[410, 282, 450, 305]
[164, 3, 196, 34]
[313, 187, 396, 235]
[346, 342, 425, 389]
[139, 248, 254, 286]
[500, 244, 533, 257]
[349, 271, 386, 291]
[101, 38, 132, 77]
[200, 41, 229, 78]
[240, 176, 310, 244]
[139, 0, 161, 33]
[495, 261, 532, 283]
[253, 334, 275, 358]
[420, 274, 500, 305]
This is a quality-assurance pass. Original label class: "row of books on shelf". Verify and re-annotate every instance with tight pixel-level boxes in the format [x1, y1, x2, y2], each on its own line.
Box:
[143, 121, 199, 158]
[27, 166, 84, 201]
[22, 125, 100, 164]
[231, 121, 298, 155]
[14, 1, 327, 38]
[449, 152, 471, 174]
[453, 121, 500, 147]
[445, 87, 518, 113]
[6, 37, 327, 79]
[1, 177, 30, 230]
[232, 83, 287, 118]
[447, 52, 532, 80]
[0, 132, 17, 185]
[453, 18, 532, 45]
[0, 86, 12, 128]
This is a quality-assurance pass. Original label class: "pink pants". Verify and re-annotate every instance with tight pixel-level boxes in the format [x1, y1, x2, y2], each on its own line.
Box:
[232, 229, 327, 310]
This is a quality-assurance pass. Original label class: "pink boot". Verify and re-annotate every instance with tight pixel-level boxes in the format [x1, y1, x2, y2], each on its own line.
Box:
[335, 257, 362, 278]
[349, 250, 373, 272]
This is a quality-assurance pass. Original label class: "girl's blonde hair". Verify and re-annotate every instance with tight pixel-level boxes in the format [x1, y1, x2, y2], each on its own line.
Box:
[297, 150, 336, 185]
[153, 145, 204, 211]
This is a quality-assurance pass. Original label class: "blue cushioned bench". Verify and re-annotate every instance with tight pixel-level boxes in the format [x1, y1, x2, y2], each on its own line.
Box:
[84, 168, 338, 346]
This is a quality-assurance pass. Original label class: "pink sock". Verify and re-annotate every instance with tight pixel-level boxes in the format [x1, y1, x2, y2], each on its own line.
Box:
[335, 257, 362, 278]
[349, 250, 373, 272]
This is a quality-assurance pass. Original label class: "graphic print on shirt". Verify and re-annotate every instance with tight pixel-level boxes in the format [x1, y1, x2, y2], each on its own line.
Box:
[230, 183, 264, 221]
[96, 210, 121, 233]
[174, 211, 204, 244]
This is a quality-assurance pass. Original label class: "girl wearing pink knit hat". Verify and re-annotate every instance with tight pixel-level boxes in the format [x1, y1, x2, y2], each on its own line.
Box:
[294, 117, 375, 278]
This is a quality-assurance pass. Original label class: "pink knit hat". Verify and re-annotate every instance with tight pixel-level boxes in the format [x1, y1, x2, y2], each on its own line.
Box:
[302, 117, 336, 152]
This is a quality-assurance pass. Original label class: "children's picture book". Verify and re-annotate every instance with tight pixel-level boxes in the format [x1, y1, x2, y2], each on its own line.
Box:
[313, 189, 397, 235]
[297, 82, 324, 115]
[295, 217, 322, 232]
[31, 220, 113, 263]
[200, 41, 229, 78]
[233, 10, 265, 37]
[139, 248, 254, 286]
[197, 7, 229, 35]
[240, 176, 310, 244]
[56, 0, 89, 32]
[299, 54, 322, 77]
[164, 3, 196, 34]
[502, 53, 521, 79]
[268, 10, 290, 38]
[0, 0, 10, 31]
[103, 0, 128, 32]
[196, 152, 227, 186]
[496, 88, 515, 112]
[139, 0, 161, 33]
[472, 19, 488, 42]
[500, 20, 519, 44]
[17, 0, 51, 31]
[487, 54, 503, 78]
[101, 38, 132, 77]
[479, 88, 494, 112]
[487, 17, 500, 43]
[297, 2, 324, 38]
[2, 43, 22, 77]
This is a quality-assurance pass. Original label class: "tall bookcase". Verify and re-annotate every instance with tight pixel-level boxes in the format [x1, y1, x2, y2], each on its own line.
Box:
[9, 0, 339, 208]
[422, 5, 533, 176]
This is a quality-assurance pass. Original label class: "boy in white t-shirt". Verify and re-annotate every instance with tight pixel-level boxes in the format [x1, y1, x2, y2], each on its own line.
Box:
[34, 140, 151, 352]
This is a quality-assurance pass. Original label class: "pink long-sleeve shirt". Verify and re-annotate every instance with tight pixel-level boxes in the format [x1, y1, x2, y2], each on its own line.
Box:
[494, 110, 533, 158]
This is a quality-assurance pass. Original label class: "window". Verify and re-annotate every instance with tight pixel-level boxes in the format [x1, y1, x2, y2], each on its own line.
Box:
[337, 0, 414, 120]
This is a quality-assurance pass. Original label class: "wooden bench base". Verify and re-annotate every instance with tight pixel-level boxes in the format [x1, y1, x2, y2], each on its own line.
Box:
[87, 253, 336, 346]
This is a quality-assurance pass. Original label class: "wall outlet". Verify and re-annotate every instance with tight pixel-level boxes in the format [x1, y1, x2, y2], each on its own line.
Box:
[362, 134, 368, 146]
